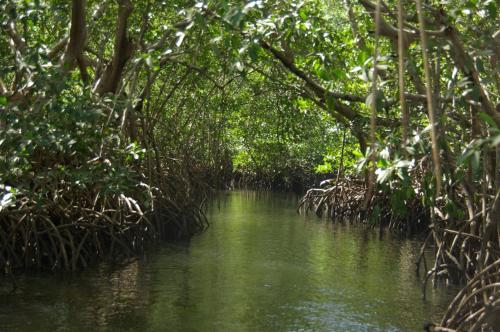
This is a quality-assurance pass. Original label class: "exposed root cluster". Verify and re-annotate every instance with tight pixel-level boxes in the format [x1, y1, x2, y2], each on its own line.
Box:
[297, 177, 427, 233]
[299, 178, 500, 330]
[297, 179, 365, 218]
[0, 182, 208, 277]
[436, 259, 500, 331]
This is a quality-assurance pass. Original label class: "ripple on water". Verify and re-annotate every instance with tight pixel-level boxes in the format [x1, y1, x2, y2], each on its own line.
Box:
[0, 191, 457, 332]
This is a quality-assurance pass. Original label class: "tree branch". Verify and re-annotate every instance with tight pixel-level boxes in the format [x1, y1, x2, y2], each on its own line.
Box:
[64, 0, 87, 63]
[259, 40, 397, 127]
[3, 20, 27, 53]
[435, 11, 500, 127]
[358, 0, 418, 47]
[48, 37, 69, 60]
[94, 0, 134, 95]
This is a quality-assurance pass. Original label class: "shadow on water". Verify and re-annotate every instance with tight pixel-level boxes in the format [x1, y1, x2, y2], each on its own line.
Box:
[0, 190, 458, 331]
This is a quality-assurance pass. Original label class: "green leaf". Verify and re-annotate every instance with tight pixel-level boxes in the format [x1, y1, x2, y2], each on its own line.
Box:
[477, 112, 498, 129]
[394, 160, 413, 169]
[175, 31, 185, 47]
[248, 44, 259, 62]
[299, 9, 307, 20]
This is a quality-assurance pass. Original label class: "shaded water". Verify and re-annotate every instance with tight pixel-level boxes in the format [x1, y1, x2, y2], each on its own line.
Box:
[0, 191, 457, 331]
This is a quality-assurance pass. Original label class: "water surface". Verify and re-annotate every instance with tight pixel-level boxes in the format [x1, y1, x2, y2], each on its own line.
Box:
[0, 191, 457, 331]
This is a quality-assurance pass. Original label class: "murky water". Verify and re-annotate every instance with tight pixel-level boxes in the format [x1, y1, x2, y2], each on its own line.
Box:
[0, 191, 457, 331]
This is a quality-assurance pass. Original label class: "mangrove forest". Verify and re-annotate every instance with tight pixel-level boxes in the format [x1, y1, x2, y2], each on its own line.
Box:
[0, 0, 499, 330]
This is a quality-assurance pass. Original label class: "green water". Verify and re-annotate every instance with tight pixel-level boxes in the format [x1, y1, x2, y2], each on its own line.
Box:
[0, 191, 457, 331]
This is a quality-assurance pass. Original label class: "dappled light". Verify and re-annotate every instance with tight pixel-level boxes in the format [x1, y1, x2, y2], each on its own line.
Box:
[1, 0, 498, 330]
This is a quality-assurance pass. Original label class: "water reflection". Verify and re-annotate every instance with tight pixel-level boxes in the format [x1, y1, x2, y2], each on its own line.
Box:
[0, 191, 457, 331]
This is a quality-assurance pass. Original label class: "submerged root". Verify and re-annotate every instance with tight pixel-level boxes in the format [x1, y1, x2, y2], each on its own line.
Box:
[297, 178, 364, 218]
[297, 177, 427, 233]
[436, 259, 500, 331]
[299, 176, 500, 329]
[0, 182, 208, 277]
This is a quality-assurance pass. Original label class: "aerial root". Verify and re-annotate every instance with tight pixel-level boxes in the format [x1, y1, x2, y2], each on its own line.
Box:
[436, 259, 500, 331]
[297, 177, 426, 233]
[0, 185, 208, 277]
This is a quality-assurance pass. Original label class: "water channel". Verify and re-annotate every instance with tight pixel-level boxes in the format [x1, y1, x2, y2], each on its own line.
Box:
[0, 191, 458, 331]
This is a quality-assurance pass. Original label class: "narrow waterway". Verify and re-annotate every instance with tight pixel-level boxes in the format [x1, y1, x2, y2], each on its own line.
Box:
[0, 191, 457, 331]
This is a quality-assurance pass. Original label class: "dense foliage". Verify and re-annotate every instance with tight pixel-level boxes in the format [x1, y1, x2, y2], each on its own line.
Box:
[1, 0, 499, 329]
